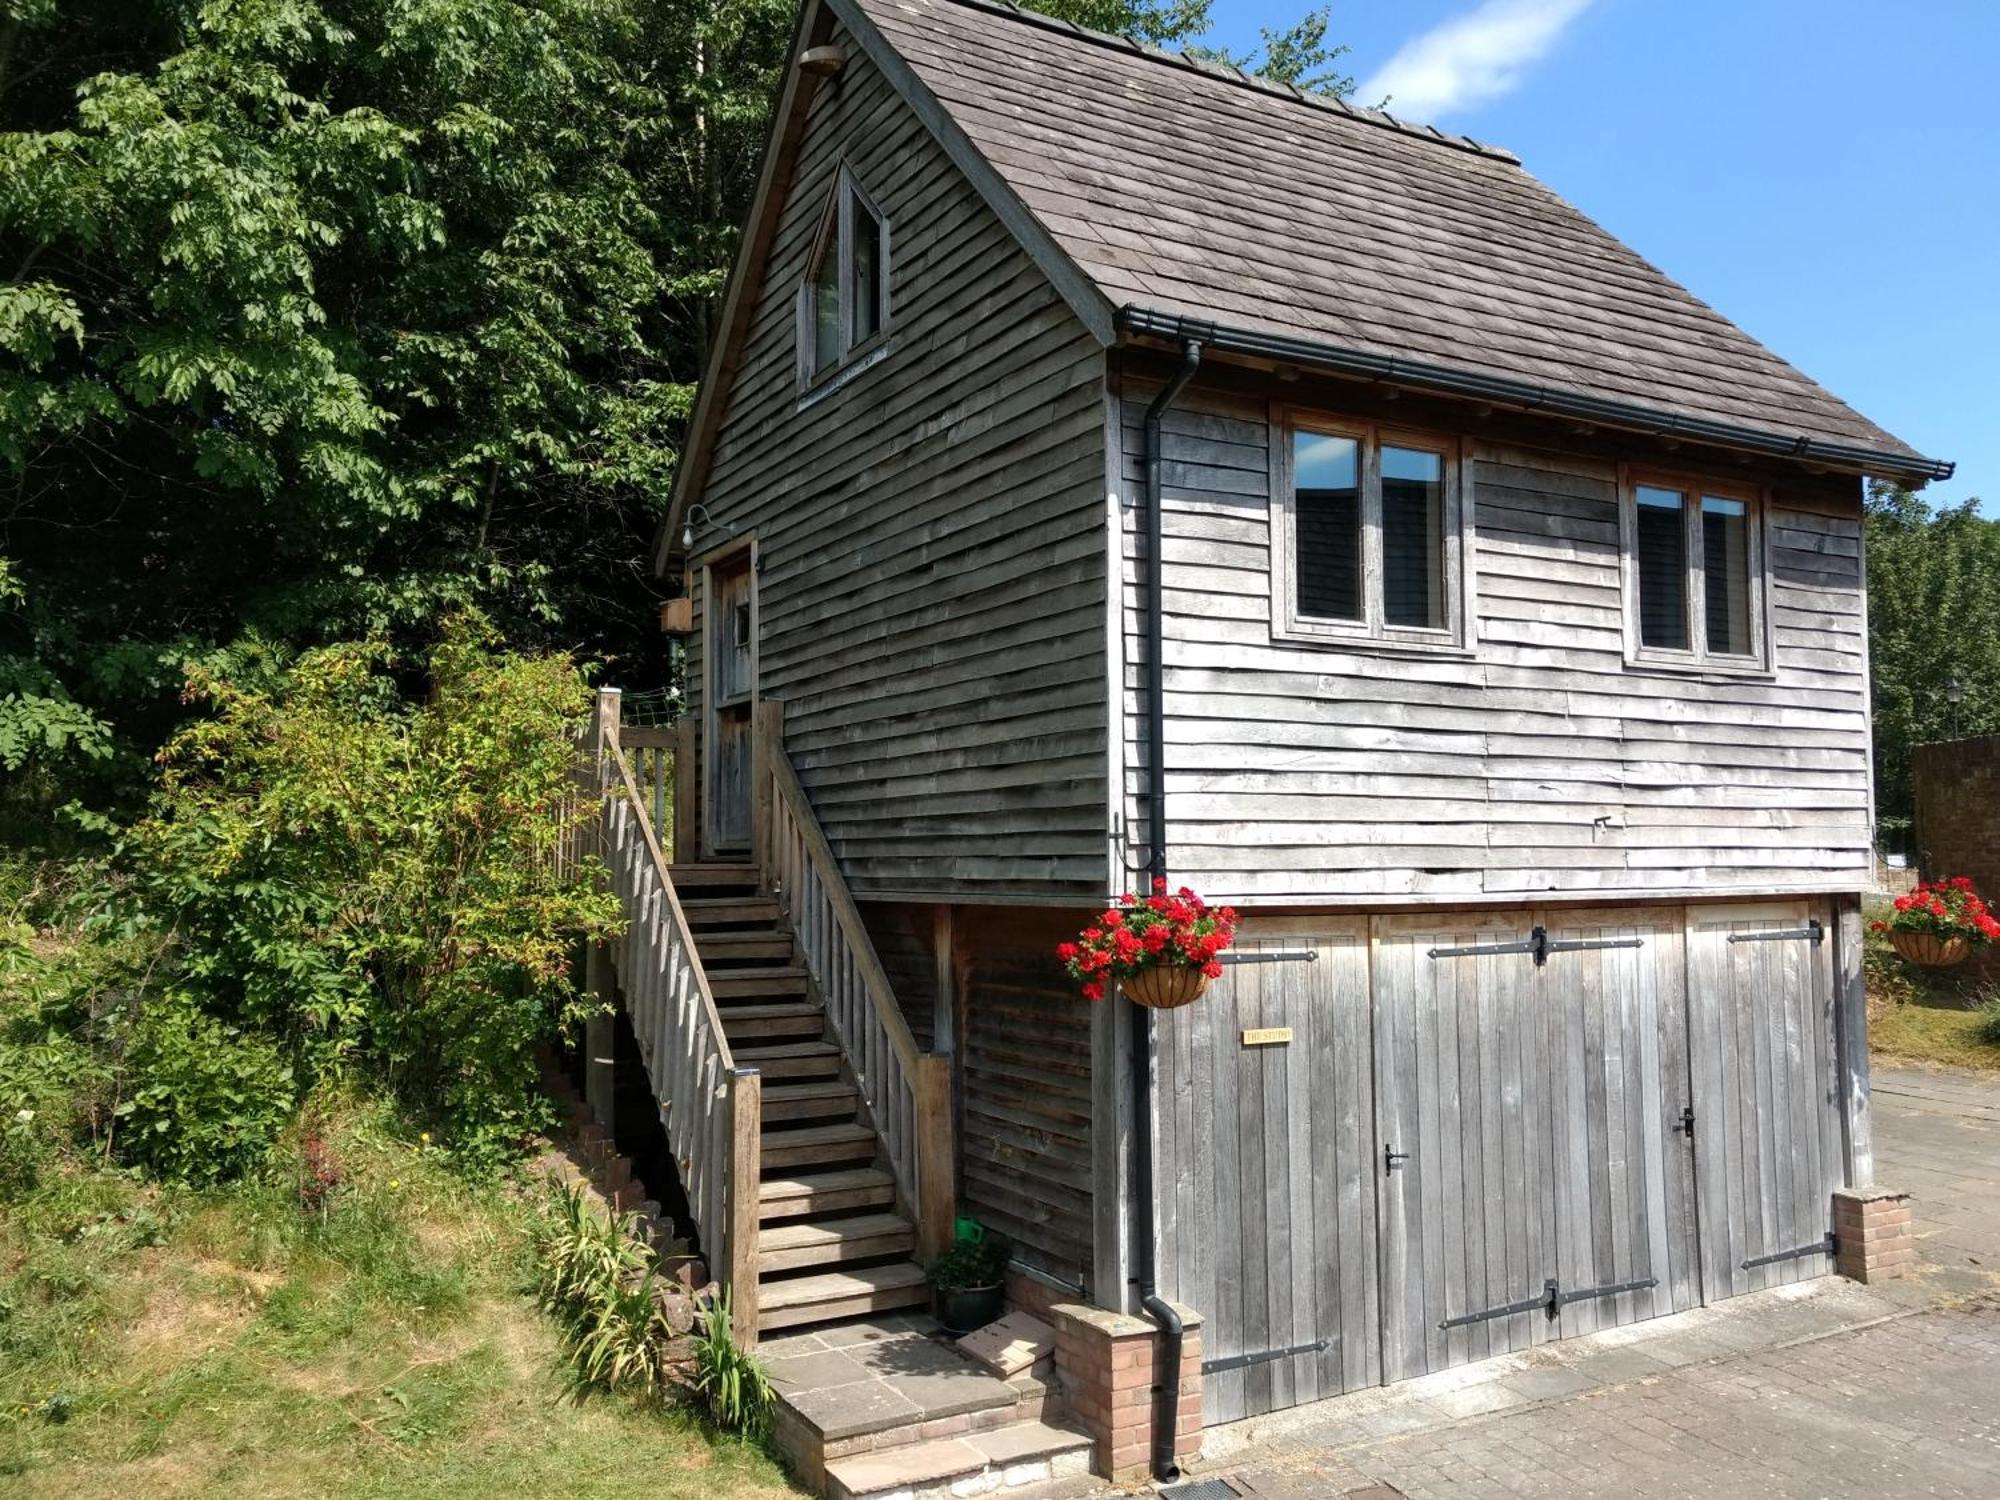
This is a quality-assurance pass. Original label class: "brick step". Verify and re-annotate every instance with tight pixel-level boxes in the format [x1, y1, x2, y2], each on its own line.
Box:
[758, 1212, 916, 1274]
[710, 967, 810, 1001]
[761, 1121, 877, 1171]
[759, 1167, 898, 1221]
[680, 897, 782, 928]
[761, 1079, 860, 1122]
[719, 1003, 824, 1041]
[756, 1262, 929, 1331]
[733, 1040, 843, 1080]
[823, 1419, 1093, 1500]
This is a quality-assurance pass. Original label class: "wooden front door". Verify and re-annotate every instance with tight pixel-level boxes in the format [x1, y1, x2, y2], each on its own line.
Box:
[704, 550, 756, 854]
[1684, 901, 1842, 1299]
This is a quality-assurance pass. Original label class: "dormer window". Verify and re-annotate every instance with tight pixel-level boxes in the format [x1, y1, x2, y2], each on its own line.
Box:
[799, 168, 889, 386]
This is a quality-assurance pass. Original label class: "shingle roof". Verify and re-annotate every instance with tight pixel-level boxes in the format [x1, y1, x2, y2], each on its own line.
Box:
[852, 0, 1945, 476]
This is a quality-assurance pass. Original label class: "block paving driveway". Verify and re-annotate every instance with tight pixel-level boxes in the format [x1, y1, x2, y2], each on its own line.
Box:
[1180, 1064, 2000, 1500]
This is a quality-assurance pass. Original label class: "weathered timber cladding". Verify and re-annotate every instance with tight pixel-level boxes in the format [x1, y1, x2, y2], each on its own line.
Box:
[858, 900, 939, 1052]
[1116, 366, 1875, 905]
[956, 907, 1094, 1289]
[686, 28, 1111, 899]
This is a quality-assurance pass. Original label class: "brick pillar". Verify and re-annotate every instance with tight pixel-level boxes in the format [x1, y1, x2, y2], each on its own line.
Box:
[1834, 1187, 1916, 1283]
[1048, 1301, 1203, 1483]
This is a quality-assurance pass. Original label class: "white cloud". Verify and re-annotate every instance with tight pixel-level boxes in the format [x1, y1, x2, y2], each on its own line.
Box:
[1358, 0, 1596, 122]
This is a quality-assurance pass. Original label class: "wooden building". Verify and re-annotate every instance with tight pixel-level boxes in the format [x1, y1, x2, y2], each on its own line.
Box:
[580, 0, 1950, 1484]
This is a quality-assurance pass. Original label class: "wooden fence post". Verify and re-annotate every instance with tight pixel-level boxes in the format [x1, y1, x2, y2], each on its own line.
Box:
[916, 1053, 957, 1261]
[729, 1068, 762, 1348]
[1831, 894, 1874, 1189]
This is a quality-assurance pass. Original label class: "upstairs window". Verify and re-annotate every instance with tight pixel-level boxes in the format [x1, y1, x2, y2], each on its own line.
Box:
[799, 168, 889, 386]
[1621, 472, 1767, 671]
[1272, 414, 1468, 651]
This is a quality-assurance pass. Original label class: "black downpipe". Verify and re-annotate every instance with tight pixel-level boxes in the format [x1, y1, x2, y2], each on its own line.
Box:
[1135, 337, 1201, 1483]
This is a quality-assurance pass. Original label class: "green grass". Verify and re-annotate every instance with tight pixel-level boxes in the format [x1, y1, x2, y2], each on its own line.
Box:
[0, 1104, 797, 1500]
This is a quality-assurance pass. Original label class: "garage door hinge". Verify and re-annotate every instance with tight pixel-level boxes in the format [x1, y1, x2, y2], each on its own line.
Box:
[1727, 919, 1824, 945]
[1440, 1274, 1660, 1330]
[1200, 1336, 1332, 1376]
[1741, 1233, 1837, 1271]
[1428, 926, 1645, 966]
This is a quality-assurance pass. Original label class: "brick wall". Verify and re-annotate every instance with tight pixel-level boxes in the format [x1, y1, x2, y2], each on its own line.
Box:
[1912, 735, 2000, 898]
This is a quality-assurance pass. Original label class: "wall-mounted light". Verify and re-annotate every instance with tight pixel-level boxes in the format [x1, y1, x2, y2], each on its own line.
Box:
[682, 502, 732, 553]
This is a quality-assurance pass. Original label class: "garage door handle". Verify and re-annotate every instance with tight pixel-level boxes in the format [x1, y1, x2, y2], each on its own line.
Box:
[1672, 1106, 1695, 1140]
[1384, 1146, 1410, 1174]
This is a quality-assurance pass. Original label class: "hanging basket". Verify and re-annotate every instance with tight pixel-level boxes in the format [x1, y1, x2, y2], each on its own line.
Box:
[1121, 964, 1211, 1010]
[1889, 929, 1972, 967]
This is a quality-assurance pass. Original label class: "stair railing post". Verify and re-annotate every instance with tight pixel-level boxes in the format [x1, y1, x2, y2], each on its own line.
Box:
[582, 688, 622, 1127]
[751, 699, 782, 897]
[671, 717, 697, 866]
[915, 1053, 957, 1261]
[728, 1067, 762, 1348]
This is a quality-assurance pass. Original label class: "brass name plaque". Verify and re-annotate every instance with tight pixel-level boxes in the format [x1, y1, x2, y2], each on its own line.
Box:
[1240, 1027, 1293, 1047]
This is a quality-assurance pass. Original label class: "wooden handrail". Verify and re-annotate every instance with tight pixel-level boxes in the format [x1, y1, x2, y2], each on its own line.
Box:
[752, 700, 955, 1258]
[586, 689, 759, 1342]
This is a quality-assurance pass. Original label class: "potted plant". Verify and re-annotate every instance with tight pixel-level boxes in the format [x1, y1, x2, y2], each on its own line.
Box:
[1874, 877, 2000, 967]
[1057, 878, 1238, 1009]
[927, 1237, 1010, 1335]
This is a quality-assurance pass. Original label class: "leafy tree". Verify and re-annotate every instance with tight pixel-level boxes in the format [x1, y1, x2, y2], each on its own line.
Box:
[125, 613, 620, 1163]
[1865, 482, 2000, 826]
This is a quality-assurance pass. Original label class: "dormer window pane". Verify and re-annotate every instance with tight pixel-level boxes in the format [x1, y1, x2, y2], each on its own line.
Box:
[811, 239, 842, 372]
[852, 199, 882, 344]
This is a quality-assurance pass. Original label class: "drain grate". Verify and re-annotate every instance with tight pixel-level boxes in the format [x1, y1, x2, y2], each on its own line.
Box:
[1157, 1482, 1237, 1500]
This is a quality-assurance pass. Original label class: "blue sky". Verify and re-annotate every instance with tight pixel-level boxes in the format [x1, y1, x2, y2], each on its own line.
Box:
[1199, 0, 1996, 510]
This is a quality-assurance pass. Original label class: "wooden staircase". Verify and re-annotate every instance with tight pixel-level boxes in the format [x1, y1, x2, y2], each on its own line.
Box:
[673, 862, 932, 1333]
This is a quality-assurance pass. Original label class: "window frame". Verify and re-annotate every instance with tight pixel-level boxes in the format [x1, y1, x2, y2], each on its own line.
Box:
[1268, 407, 1474, 654]
[795, 164, 891, 395]
[1617, 464, 1773, 675]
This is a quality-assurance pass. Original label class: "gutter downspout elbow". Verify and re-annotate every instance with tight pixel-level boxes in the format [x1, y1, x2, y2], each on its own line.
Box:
[1136, 336, 1201, 1483]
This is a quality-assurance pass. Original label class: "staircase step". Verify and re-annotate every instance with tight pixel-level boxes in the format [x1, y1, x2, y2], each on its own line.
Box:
[760, 1168, 898, 1220]
[668, 863, 761, 890]
[823, 1420, 1093, 1500]
[761, 1121, 877, 1171]
[681, 897, 782, 928]
[762, 1079, 860, 1122]
[756, 1262, 929, 1331]
[759, 1212, 916, 1274]
[694, 931, 796, 966]
[710, 967, 810, 1000]
[720, 1003, 823, 1040]
[734, 1041, 842, 1080]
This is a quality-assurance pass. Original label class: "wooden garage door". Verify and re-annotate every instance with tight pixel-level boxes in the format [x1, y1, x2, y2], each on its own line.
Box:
[1685, 901, 1842, 1299]
[1375, 908, 1700, 1383]
[1154, 919, 1377, 1426]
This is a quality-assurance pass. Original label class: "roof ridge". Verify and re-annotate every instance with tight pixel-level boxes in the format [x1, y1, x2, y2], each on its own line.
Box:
[938, 0, 1522, 165]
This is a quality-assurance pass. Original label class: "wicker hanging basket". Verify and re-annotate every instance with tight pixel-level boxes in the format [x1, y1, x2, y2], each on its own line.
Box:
[1121, 964, 1211, 1010]
[1889, 929, 1972, 967]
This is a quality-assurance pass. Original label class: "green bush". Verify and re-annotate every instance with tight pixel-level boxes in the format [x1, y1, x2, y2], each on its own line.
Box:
[688, 1294, 771, 1438]
[1976, 997, 2000, 1047]
[124, 613, 620, 1168]
[114, 998, 296, 1185]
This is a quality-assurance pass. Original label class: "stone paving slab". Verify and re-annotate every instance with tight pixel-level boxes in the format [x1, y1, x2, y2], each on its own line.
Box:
[762, 1316, 1019, 1442]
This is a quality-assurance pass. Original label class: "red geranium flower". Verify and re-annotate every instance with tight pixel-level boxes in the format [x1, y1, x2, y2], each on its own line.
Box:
[1058, 879, 1239, 1000]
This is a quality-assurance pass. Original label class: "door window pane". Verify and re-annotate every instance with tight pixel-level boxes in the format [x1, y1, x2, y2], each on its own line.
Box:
[1293, 432, 1361, 621]
[1702, 496, 1752, 656]
[1635, 485, 1688, 650]
[1381, 446, 1445, 629]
